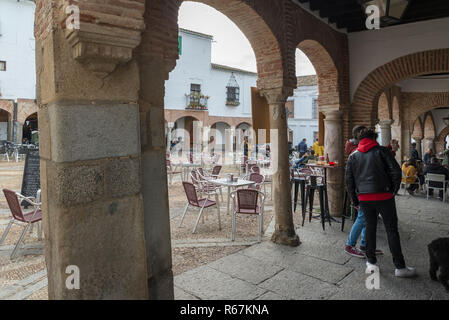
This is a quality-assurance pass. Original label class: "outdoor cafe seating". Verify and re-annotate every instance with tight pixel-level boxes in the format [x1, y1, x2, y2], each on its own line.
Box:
[179, 181, 221, 234]
[1, 188, 43, 259]
[230, 188, 265, 242]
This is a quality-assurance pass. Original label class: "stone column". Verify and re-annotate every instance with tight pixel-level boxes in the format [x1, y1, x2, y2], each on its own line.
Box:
[36, 4, 148, 299]
[263, 89, 300, 247]
[401, 126, 412, 161]
[379, 119, 394, 146]
[413, 138, 422, 159]
[323, 110, 344, 217]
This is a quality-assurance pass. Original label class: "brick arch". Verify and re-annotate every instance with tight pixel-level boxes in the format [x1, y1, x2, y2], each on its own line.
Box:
[182, 0, 286, 91]
[297, 40, 339, 108]
[436, 125, 449, 144]
[408, 92, 449, 122]
[210, 120, 231, 128]
[423, 112, 436, 139]
[412, 117, 423, 139]
[236, 121, 251, 129]
[377, 92, 390, 121]
[17, 99, 39, 124]
[352, 49, 449, 127]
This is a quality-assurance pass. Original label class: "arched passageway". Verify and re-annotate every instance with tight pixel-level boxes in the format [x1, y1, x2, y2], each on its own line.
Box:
[22, 112, 38, 144]
[0, 108, 11, 141]
[352, 49, 449, 128]
[35, 0, 350, 299]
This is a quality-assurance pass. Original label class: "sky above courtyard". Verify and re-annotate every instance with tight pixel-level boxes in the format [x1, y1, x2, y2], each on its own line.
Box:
[178, 2, 316, 76]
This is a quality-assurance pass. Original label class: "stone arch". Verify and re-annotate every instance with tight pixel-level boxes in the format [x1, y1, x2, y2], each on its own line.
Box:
[377, 92, 390, 121]
[352, 49, 449, 127]
[297, 40, 339, 109]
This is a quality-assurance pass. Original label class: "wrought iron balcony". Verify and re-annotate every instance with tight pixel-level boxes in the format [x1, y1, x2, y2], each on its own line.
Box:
[185, 93, 209, 110]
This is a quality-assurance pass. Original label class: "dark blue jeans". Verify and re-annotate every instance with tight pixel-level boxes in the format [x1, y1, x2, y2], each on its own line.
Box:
[360, 198, 406, 269]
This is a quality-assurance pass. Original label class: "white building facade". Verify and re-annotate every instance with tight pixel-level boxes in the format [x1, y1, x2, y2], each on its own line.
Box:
[0, 0, 38, 142]
[164, 28, 319, 150]
[286, 76, 319, 148]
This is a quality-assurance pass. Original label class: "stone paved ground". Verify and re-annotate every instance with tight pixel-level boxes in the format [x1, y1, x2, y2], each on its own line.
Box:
[1, 158, 448, 299]
[174, 192, 449, 300]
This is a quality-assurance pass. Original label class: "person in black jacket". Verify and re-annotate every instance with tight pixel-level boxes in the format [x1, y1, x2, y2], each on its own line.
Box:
[424, 157, 449, 199]
[346, 128, 416, 278]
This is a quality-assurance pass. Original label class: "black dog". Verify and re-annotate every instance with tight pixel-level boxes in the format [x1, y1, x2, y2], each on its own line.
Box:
[428, 238, 449, 293]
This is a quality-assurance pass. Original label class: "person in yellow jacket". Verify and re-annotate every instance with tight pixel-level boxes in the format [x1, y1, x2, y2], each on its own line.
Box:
[312, 139, 324, 157]
[401, 159, 419, 195]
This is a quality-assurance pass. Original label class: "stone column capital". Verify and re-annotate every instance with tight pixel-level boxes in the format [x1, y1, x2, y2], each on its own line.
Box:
[412, 137, 422, 142]
[260, 88, 290, 105]
[323, 109, 343, 121]
[379, 119, 394, 127]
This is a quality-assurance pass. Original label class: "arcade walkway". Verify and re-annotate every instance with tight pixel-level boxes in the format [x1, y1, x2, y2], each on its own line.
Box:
[174, 194, 449, 300]
[0, 187, 448, 299]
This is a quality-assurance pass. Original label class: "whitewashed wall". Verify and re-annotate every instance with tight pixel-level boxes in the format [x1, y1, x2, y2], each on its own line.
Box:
[287, 85, 319, 147]
[165, 28, 318, 148]
[0, 0, 36, 101]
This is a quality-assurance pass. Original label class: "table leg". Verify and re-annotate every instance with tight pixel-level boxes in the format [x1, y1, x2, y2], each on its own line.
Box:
[227, 186, 231, 215]
[293, 180, 299, 212]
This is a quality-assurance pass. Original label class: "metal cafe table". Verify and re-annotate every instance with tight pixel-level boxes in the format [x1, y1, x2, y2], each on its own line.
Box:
[206, 177, 255, 215]
[304, 162, 343, 228]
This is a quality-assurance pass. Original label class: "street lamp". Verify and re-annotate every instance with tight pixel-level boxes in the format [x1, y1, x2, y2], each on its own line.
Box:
[360, 0, 409, 26]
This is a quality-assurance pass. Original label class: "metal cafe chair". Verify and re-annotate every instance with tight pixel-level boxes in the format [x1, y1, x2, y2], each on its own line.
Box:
[425, 173, 448, 202]
[245, 172, 265, 191]
[179, 181, 221, 234]
[230, 189, 265, 242]
[1, 189, 42, 260]
[166, 159, 182, 184]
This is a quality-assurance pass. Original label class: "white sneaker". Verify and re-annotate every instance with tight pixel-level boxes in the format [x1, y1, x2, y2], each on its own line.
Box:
[395, 266, 417, 278]
[365, 262, 379, 274]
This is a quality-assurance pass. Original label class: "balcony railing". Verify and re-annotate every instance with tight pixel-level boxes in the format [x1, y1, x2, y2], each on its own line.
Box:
[185, 93, 209, 110]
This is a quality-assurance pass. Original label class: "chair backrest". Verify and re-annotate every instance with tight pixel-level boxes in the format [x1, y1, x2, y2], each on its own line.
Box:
[197, 168, 207, 181]
[248, 173, 264, 190]
[182, 182, 199, 206]
[2, 189, 25, 221]
[211, 165, 222, 176]
[236, 189, 259, 211]
[190, 170, 200, 187]
[250, 166, 260, 174]
[426, 173, 446, 183]
[247, 163, 257, 172]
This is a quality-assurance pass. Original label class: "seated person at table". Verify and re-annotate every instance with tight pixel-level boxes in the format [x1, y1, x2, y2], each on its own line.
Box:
[424, 157, 449, 200]
[402, 159, 419, 195]
[293, 150, 316, 169]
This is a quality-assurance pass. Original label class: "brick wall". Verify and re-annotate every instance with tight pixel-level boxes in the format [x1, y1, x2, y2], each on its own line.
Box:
[352, 49, 449, 128]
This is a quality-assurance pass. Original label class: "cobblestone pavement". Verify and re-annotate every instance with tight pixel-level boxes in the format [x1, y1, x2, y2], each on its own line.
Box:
[1, 182, 448, 299]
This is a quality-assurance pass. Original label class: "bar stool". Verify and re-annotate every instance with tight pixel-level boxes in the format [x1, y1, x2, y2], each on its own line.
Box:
[302, 175, 331, 230]
[291, 169, 306, 213]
